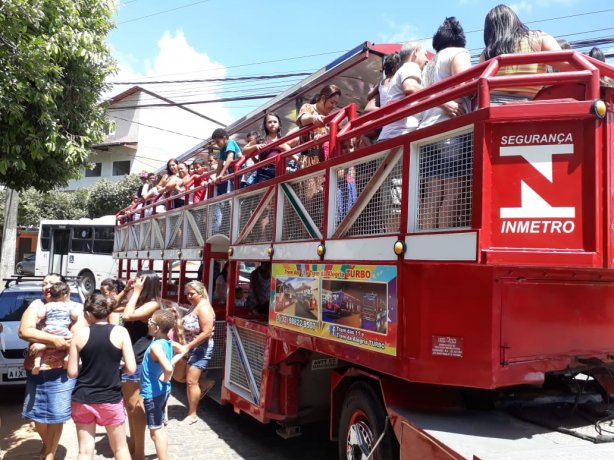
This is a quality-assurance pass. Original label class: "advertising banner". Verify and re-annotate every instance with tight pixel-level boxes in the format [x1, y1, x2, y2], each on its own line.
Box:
[270, 263, 398, 356]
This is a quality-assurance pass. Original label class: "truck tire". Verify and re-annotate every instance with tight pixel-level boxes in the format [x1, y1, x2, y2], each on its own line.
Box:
[79, 271, 96, 296]
[338, 381, 399, 460]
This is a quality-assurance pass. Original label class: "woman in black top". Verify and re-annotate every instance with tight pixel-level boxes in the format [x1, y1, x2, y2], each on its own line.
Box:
[120, 271, 161, 460]
[68, 294, 136, 460]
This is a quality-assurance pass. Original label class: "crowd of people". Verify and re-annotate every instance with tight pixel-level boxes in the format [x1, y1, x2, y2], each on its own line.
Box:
[120, 5, 612, 230]
[18, 272, 216, 460]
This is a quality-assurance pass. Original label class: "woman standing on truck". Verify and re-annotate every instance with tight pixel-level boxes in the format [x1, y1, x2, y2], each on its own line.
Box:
[19, 273, 86, 460]
[480, 4, 561, 103]
[120, 271, 161, 460]
[243, 112, 291, 184]
[296, 85, 341, 201]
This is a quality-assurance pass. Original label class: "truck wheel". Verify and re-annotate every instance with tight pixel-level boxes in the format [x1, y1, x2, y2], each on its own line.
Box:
[338, 382, 399, 460]
[79, 271, 96, 296]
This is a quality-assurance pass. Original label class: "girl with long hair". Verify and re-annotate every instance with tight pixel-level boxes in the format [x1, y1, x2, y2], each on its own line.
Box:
[480, 4, 561, 102]
[120, 271, 161, 460]
[243, 112, 291, 184]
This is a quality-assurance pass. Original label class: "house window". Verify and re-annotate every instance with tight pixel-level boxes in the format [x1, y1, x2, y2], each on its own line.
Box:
[105, 120, 117, 136]
[85, 162, 102, 177]
[112, 160, 131, 176]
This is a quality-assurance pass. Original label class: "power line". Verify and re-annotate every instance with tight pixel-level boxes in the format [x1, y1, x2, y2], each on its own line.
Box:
[109, 115, 207, 140]
[118, 0, 212, 25]
[113, 50, 347, 81]
[109, 72, 311, 85]
[106, 93, 277, 110]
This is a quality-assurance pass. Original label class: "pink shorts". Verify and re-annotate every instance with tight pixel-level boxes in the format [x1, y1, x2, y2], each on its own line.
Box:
[71, 401, 125, 426]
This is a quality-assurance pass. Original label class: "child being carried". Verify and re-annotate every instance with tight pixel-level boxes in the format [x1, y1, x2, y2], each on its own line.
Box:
[31, 281, 80, 374]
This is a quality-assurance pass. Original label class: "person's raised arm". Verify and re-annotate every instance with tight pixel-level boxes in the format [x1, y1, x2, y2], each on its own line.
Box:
[122, 277, 160, 322]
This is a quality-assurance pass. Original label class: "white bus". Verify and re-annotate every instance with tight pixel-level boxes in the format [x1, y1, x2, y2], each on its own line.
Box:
[35, 215, 117, 294]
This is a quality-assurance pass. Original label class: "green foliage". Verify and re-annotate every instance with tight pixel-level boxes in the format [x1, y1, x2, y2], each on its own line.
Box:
[0, 0, 116, 192]
[87, 174, 141, 218]
[14, 175, 139, 227]
[18, 188, 90, 226]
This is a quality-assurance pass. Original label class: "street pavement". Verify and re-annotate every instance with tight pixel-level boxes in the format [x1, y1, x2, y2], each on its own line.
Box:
[0, 384, 337, 459]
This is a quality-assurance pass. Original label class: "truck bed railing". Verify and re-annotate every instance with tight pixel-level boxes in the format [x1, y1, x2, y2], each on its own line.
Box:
[116, 51, 612, 227]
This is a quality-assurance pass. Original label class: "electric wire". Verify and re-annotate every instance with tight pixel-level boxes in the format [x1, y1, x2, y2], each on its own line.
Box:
[109, 72, 312, 85]
[108, 115, 209, 140]
[118, 0, 213, 25]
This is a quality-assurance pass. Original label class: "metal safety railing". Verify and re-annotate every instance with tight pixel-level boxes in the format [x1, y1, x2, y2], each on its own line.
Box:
[114, 51, 612, 240]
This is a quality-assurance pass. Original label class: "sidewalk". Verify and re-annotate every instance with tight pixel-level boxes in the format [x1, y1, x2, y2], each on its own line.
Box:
[2, 385, 242, 460]
[1, 383, 336, 459]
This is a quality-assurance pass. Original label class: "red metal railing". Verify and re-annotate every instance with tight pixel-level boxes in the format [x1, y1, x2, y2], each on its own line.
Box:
[116, 51, 612, 225]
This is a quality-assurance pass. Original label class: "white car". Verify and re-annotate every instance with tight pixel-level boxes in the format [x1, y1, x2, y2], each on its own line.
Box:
[0, 280, 82, 385]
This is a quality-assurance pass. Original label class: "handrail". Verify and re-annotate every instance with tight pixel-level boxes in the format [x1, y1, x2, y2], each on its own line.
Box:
[116, 51, 612, 226]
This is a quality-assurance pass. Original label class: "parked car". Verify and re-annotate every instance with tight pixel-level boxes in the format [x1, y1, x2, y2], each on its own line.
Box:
[15, 255, 35, 275]
[0, 280, 83, 385]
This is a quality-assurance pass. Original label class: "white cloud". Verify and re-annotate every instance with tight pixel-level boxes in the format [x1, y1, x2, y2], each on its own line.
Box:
[376, 18, 422, 45]
[504, 0, 577, 15]
[510, 1, 533, 14]
[107, 30, 233, 126]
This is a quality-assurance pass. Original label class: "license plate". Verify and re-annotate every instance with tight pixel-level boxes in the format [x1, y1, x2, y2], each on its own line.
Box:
[7, 367, 26, 380]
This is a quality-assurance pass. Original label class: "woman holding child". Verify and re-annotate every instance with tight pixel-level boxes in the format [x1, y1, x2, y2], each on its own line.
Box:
[19, 273, 85, 460]
[174, 281, 216, 424]
[121, 271, 161, 460]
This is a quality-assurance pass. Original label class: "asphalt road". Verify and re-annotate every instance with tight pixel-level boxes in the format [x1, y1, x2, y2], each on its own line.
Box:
[0, 383, 337, 459]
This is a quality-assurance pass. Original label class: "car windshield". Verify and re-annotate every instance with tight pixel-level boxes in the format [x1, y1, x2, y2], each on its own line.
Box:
[0, 288, 82, 322]
[0, 291, 39, 321]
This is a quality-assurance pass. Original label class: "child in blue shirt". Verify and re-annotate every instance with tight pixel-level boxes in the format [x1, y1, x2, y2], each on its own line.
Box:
[140, 309, 186, 460]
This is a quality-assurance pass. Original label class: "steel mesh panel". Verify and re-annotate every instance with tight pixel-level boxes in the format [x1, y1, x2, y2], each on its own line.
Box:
[236, 326, 265, 390]
[417, 132, 473, 231]
[335, 156, 392, 236]
[139, 222, 151, 250]
[280, 173, 325, 241]
[152, 218, 165, 250]
[229, 344, 250, 392]
[208, 198, 232, 238]
[115, 228, 127, 251]
[243, 199, 273, 244]
[185, 208, 206, 248]
[127, 225, 139, 251]
[167, 214, 183, 249]
[238, 191, 266, 238]
[207, 320, 226, 369]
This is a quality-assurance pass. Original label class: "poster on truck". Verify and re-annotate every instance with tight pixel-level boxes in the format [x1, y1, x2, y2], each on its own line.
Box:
[270, 263, 398, 356]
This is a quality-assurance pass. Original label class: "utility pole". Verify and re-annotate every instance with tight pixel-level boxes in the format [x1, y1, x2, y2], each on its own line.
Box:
[0, 189, 19, 291]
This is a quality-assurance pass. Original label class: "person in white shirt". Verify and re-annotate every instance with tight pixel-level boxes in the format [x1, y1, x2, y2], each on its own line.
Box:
[377, 41, 429, 142]
[418, 16, 472, 230]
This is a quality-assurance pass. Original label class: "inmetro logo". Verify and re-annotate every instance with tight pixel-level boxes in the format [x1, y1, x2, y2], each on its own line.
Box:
[499, 138, 575, 234]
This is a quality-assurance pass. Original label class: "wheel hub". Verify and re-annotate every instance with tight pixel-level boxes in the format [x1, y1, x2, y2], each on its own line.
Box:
[345, 418, 375, 460]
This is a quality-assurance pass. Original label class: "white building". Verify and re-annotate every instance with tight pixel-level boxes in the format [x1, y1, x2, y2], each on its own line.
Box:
[66, 86, 224, 190]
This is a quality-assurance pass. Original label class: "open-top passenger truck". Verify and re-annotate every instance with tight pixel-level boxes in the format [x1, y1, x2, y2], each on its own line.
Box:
[114, 44, 614, 458]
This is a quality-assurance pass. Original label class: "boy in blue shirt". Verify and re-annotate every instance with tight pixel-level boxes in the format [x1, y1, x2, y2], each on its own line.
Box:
[211, 128, 242, 195]
[140, 310, 185, 460]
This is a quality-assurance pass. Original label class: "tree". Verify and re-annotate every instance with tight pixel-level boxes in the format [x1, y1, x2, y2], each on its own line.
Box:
[87, 175, 141, 218]
[17, 188, 90, 226]
[0, 0, 116, 192]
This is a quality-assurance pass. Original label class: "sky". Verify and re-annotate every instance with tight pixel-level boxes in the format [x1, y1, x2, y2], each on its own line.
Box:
[106, 0, 614, 131]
